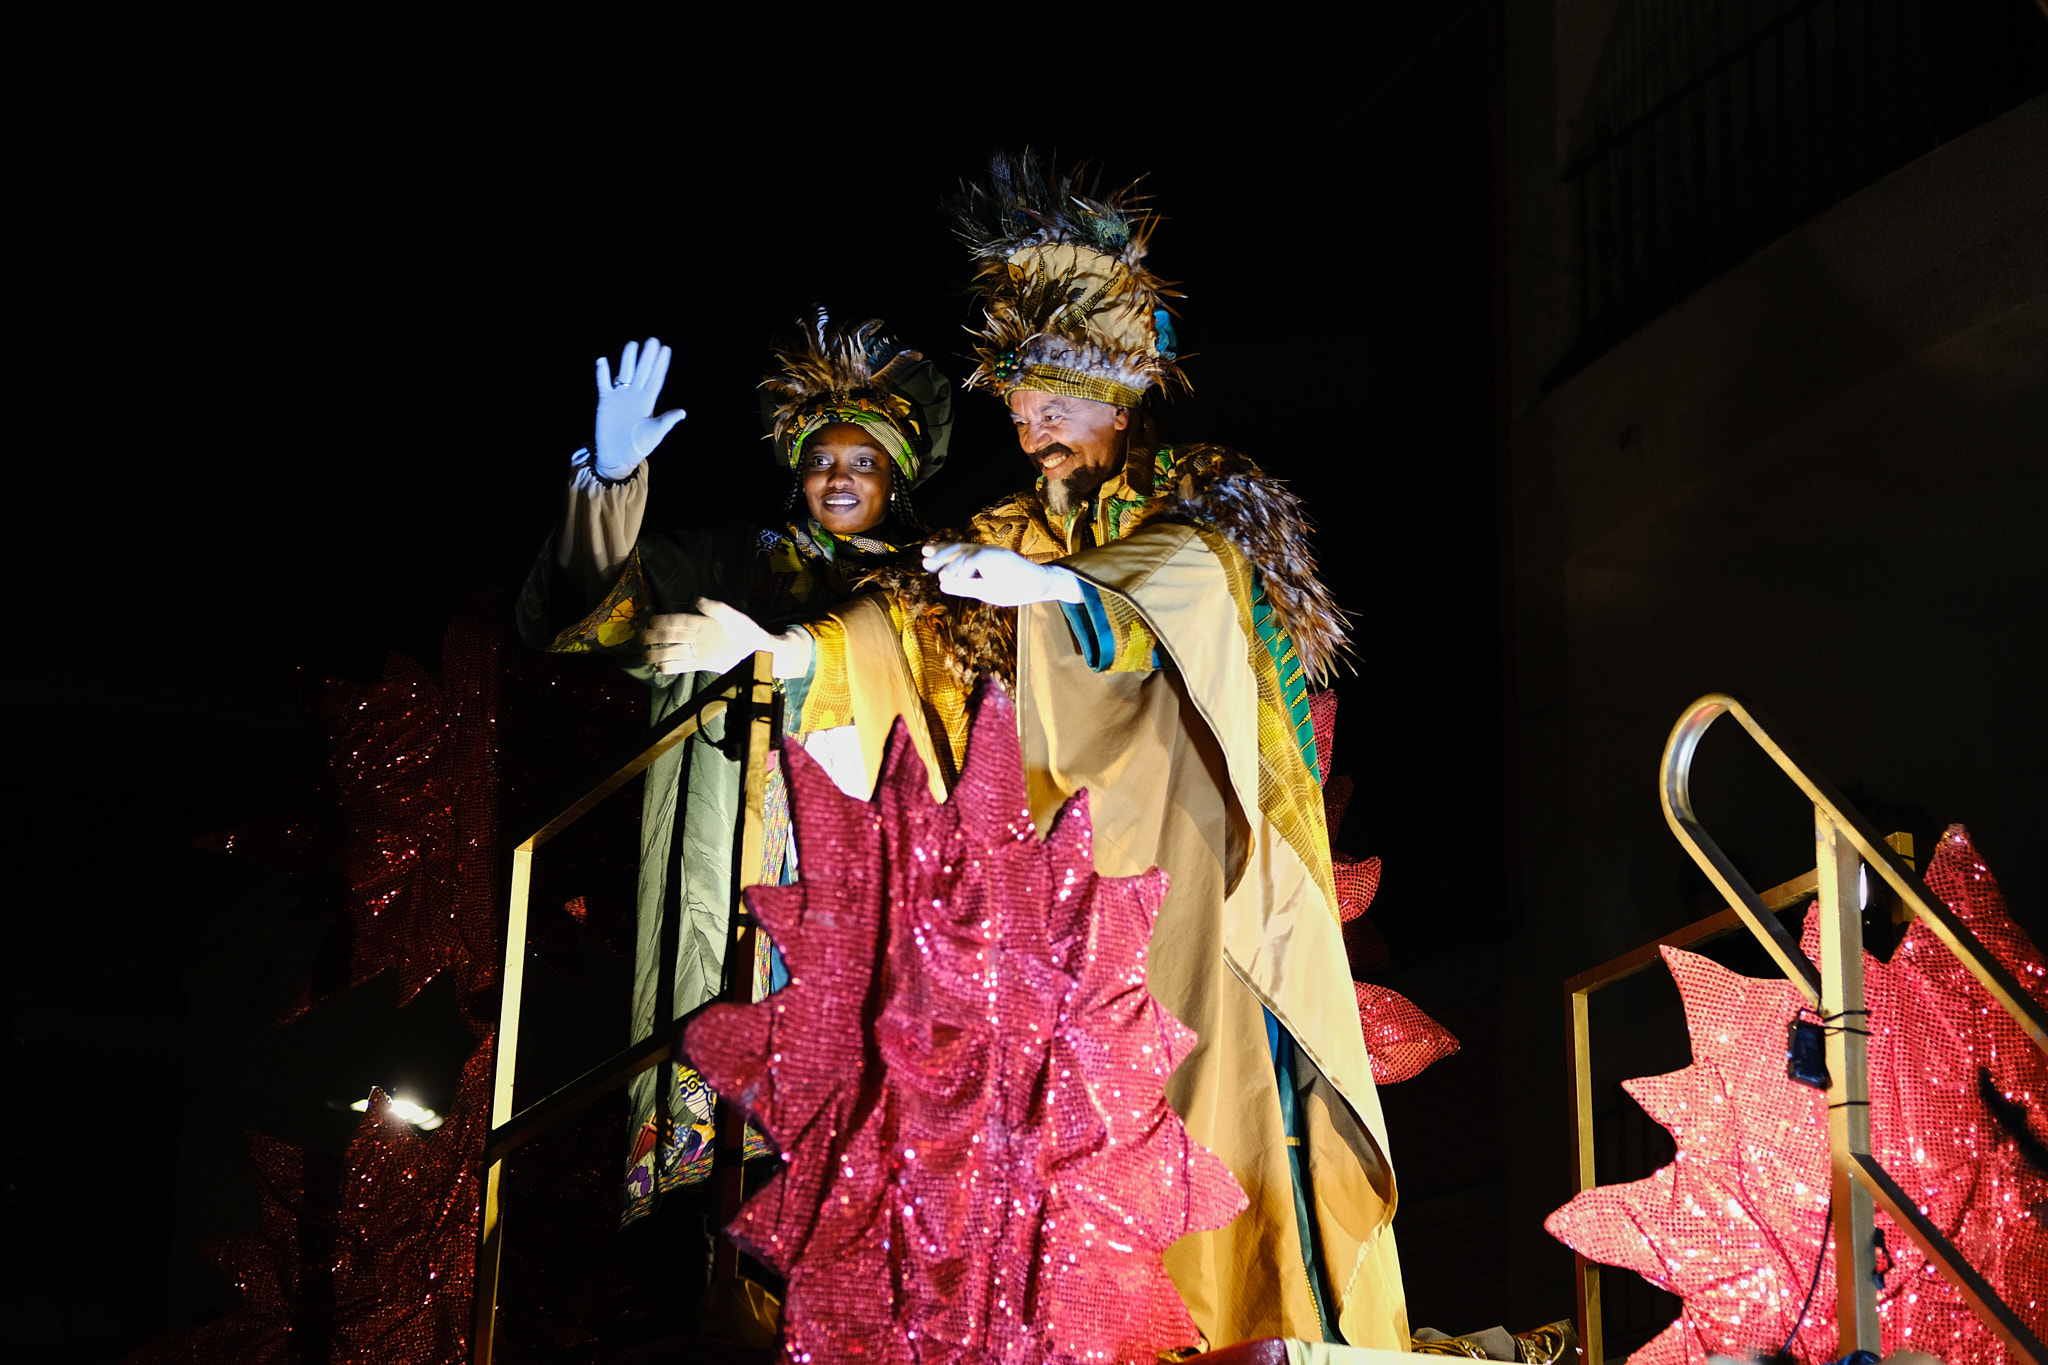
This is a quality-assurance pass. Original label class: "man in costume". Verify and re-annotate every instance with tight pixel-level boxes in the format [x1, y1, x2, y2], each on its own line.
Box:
[518, 316, 952, 1224]
[662, 154, 1406, 1350]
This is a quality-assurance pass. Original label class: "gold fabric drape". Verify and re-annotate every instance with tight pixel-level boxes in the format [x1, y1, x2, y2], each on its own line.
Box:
[1026, 524, 1406, 1350]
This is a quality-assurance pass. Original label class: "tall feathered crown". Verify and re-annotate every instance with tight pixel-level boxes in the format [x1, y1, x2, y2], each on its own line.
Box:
[760, 308, 953, 489]
[954, 150, 1184, 407]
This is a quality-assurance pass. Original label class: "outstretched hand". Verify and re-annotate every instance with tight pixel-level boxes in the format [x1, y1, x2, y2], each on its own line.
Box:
[593, 337, 687, 478]
[643, 600, 815, 679]
[922, 543, 1085, 606]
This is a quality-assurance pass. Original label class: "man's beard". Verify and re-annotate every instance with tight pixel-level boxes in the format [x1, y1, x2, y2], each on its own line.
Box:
[1037, 445, 1114, 515]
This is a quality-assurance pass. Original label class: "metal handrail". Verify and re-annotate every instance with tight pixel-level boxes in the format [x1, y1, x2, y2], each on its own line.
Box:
[1661, 696, 2047, 1047]
[471, 652, 778, 1365]
[1651, 693, 2044, 1365]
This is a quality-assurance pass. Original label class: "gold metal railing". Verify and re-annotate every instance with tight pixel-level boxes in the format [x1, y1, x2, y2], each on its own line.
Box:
[1568, 693, 2047, 1365]
[471, 652, 777, 1365]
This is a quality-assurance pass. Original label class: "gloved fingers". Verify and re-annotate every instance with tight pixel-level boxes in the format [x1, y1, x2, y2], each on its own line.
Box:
[644, 641, 691, 673]
[645, 612, 732, 673]
[960, 546, 1028, 577]
[643, 340, 672, 399]
[634, 337, 661, 391]
[634, 409, 685, 457]
[641, 613, 702, 644]
[935, 565, 994, 601]
[617, 339, 640, 387]
[921, 541, 975, 572]
[694, 597, 767, 647]
[595, 354, 614, 395]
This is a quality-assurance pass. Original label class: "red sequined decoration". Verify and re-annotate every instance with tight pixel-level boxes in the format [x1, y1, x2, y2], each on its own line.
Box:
[290, 610, 504, 1017]
[1545, 825, 2048, 1365]
[129, 1038, 493, 1365]
[1309, 690, 1459, 1081]
[1353, 982, 1462, 1085]
[687, 685, 1248, 1364]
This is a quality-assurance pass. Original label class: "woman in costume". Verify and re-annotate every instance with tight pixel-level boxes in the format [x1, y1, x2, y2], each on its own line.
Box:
[516, 310, 952, 1226]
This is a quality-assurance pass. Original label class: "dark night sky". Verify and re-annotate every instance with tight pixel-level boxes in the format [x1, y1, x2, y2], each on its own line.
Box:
[11, 2, 1501, 1001]
[7, 9, 1500, 1356]
[15, 7, 1490, 685]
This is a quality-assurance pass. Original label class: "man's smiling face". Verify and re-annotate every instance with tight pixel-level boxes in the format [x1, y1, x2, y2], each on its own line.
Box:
[1007, 388, 1129, 513]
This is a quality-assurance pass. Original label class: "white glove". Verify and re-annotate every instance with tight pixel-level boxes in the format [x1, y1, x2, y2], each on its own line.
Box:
[922, 543, 1086, 606]
[593, 337, 687, 479]
[643, 599, 815, 679]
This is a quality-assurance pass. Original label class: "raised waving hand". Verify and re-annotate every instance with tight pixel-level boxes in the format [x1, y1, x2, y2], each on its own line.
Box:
[592, 337, 687, 478]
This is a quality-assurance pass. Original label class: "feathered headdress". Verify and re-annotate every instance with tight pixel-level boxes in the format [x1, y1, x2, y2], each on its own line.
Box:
[760, 309, 954, 490]
[954, 150, 1184, 407]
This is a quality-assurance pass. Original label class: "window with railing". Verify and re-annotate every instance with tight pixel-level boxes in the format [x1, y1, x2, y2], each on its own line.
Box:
[1551, 0, 2048, 387]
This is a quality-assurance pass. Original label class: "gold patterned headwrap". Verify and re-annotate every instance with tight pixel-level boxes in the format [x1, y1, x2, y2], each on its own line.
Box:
[953, 150, 1184, 408]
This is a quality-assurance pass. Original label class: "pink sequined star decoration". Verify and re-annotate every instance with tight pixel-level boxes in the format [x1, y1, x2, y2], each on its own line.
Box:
[687, 684, 1247, 1365]
[1545, 825, 2048, 1365]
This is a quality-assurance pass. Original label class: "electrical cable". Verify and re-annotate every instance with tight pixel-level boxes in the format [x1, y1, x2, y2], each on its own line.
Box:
[1778, 1195, 1832, 1363]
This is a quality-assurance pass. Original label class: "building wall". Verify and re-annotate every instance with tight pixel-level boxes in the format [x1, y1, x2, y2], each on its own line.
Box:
[1498, 33, 2048, 1329]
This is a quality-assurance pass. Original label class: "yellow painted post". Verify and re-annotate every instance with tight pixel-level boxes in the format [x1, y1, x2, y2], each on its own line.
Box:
[1815, 813, 1879, 1353]
[474, 843, 533, 1364]
[712, 653, 777, 1281]
[1570, 988, 1603, 1365]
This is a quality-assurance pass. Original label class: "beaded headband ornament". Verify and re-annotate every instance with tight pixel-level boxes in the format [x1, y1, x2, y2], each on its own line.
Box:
[953, 150, 1184, 408]
[760, 310, 954, 490]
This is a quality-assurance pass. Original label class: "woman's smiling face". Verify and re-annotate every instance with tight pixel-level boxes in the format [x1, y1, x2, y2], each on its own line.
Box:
[801, 422, 892, 535]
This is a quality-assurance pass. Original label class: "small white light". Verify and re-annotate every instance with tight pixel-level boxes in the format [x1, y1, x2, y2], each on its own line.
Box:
[350, 1092, 440, 1129]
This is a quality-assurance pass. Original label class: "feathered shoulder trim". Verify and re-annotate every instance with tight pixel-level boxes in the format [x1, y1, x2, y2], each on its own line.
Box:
[1137, 445, 1351, 685]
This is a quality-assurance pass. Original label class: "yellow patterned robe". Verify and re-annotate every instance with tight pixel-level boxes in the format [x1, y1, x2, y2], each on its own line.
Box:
[794, 447, 1406, 1350]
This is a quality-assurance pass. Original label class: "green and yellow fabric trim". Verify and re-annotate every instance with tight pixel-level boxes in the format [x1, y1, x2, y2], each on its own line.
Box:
[1061, 581, 1161, 673]
[782, 393, 923, 487]
[1200, 526, 1339, 921]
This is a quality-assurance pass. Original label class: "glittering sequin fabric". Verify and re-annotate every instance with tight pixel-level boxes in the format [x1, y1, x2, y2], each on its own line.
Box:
[686, 685, 1248, 1364]
[1545, 824, 2048, 1365]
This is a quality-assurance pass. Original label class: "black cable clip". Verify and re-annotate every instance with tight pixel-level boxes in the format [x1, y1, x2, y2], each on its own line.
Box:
[1787, 1009, 1830, 1090]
